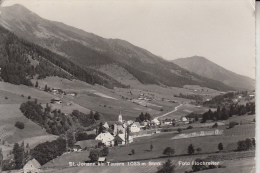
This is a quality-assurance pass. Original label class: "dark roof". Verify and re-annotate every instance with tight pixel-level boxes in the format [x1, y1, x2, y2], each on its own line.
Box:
[74, 140, 101, 149]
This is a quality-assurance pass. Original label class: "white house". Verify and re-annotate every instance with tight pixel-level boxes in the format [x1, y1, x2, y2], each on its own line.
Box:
[23, 158, 41, 173]
[95, 132, 114, 146]
[130, 122, 140, 132]
[127, 120, 134, 125]
[180, 116, 188, 122]
[152, 118, 160, 125]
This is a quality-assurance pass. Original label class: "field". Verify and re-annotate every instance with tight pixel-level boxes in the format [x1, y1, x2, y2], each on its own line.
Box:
[40, 122, 255, 171]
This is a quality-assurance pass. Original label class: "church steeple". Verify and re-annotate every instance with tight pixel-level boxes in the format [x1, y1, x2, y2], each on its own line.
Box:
[118, 111, 123, 123]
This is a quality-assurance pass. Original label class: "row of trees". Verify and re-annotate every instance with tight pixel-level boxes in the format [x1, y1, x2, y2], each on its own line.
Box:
[174, 93, 203, 101]
[201, 102, 255, 122]
[135, 112, 152, 122]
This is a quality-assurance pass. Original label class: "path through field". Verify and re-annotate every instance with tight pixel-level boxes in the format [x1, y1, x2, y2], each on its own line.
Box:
[154, 104, 183, 120]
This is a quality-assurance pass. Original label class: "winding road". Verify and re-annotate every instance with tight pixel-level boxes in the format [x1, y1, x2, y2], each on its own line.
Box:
[153, 103, 183, 121]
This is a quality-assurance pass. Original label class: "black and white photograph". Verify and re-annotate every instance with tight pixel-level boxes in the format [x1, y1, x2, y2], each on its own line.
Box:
[0, 0, 256, 172]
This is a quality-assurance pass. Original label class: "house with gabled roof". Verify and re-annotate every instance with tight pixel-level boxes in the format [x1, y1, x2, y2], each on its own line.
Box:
[23, 158, 41, 173]
[73, 140, 101, 150]
[130, 122, 140, 132]
[95, 132, 114, 146]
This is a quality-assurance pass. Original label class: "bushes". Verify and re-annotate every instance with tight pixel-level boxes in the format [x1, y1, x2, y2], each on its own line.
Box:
[163, 147, 175, 157]
[31, 138, 66, 165]
[212, 123, 218, 128]
[15, 121, 25, 129]
[237, 138, 254, 151]
[229, 121, 238, 129]
[101, 147, 109, 156]
[187, 126, 193, 129]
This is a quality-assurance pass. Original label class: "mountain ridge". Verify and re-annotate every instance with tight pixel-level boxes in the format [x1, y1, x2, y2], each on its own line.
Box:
[0, 4, 234, 91]
[172, 56, 255, 90]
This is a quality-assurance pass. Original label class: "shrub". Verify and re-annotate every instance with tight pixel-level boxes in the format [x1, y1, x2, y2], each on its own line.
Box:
[212, 123, 218, 128]
[89, 150, 100, 162]
[27, 96, 31, 99]
[229, 121, 238, 129]
[15, 121, 25, 129]
[187, 126, 193, 129]
[131, 149, 135, 155]
[101, 147, 109, 156]
[163, 147, 175, 157]
[188, 144, 195, 155]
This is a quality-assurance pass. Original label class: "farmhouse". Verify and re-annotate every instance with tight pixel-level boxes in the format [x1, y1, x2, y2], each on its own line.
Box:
[114, 134, 133, 146]
[95, 132, 114, 146]
[130, 122, 140, 132]
[50, 98, 62, 104]
[180, 116, 188, 122]
[73, 140, 101, 150]
[23, 158, 41, 173]
[98, 157, 107, 164]
[163, 119, 172, 125]
[152, 118, 160, 125]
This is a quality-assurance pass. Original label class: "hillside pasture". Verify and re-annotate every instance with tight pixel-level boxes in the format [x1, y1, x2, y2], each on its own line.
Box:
[160, 103, 211, 120]
[106, 124, 255, 163]
[0, 81, 53, 104]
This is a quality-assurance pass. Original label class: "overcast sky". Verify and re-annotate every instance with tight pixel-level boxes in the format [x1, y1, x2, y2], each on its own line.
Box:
[1, 0, 256, 78]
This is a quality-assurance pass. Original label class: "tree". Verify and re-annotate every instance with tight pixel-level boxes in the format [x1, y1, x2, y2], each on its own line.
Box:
[187, 144, 195, 155]
[13, 143, 23, 169]
[229, 121, 238, 129]
[157, 159, 175, 173]
[27, 96, 31, 99]
[212, 123, 218, 128]
[76, 133, 88, 141]
[237, 140, 248, 151]
[245, 138, 252, 150]
[196, 148, 201, 153]
[101, 147, 109, 156]
[163, 147, 175, 157]
[131, 149, 135, 155]
[177, 128, 182, 134]
[89, 111, 94, 119]
[94, 112, 100, 121]
[89, 150, 100, 162]
[35, 81, 39, 88]
[44, 84, 48, 92]
[218, 143, 223, 151]
[15, 121, 25, 129]
[98, 122, 106, 134]
[150, 144, 153, 151]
